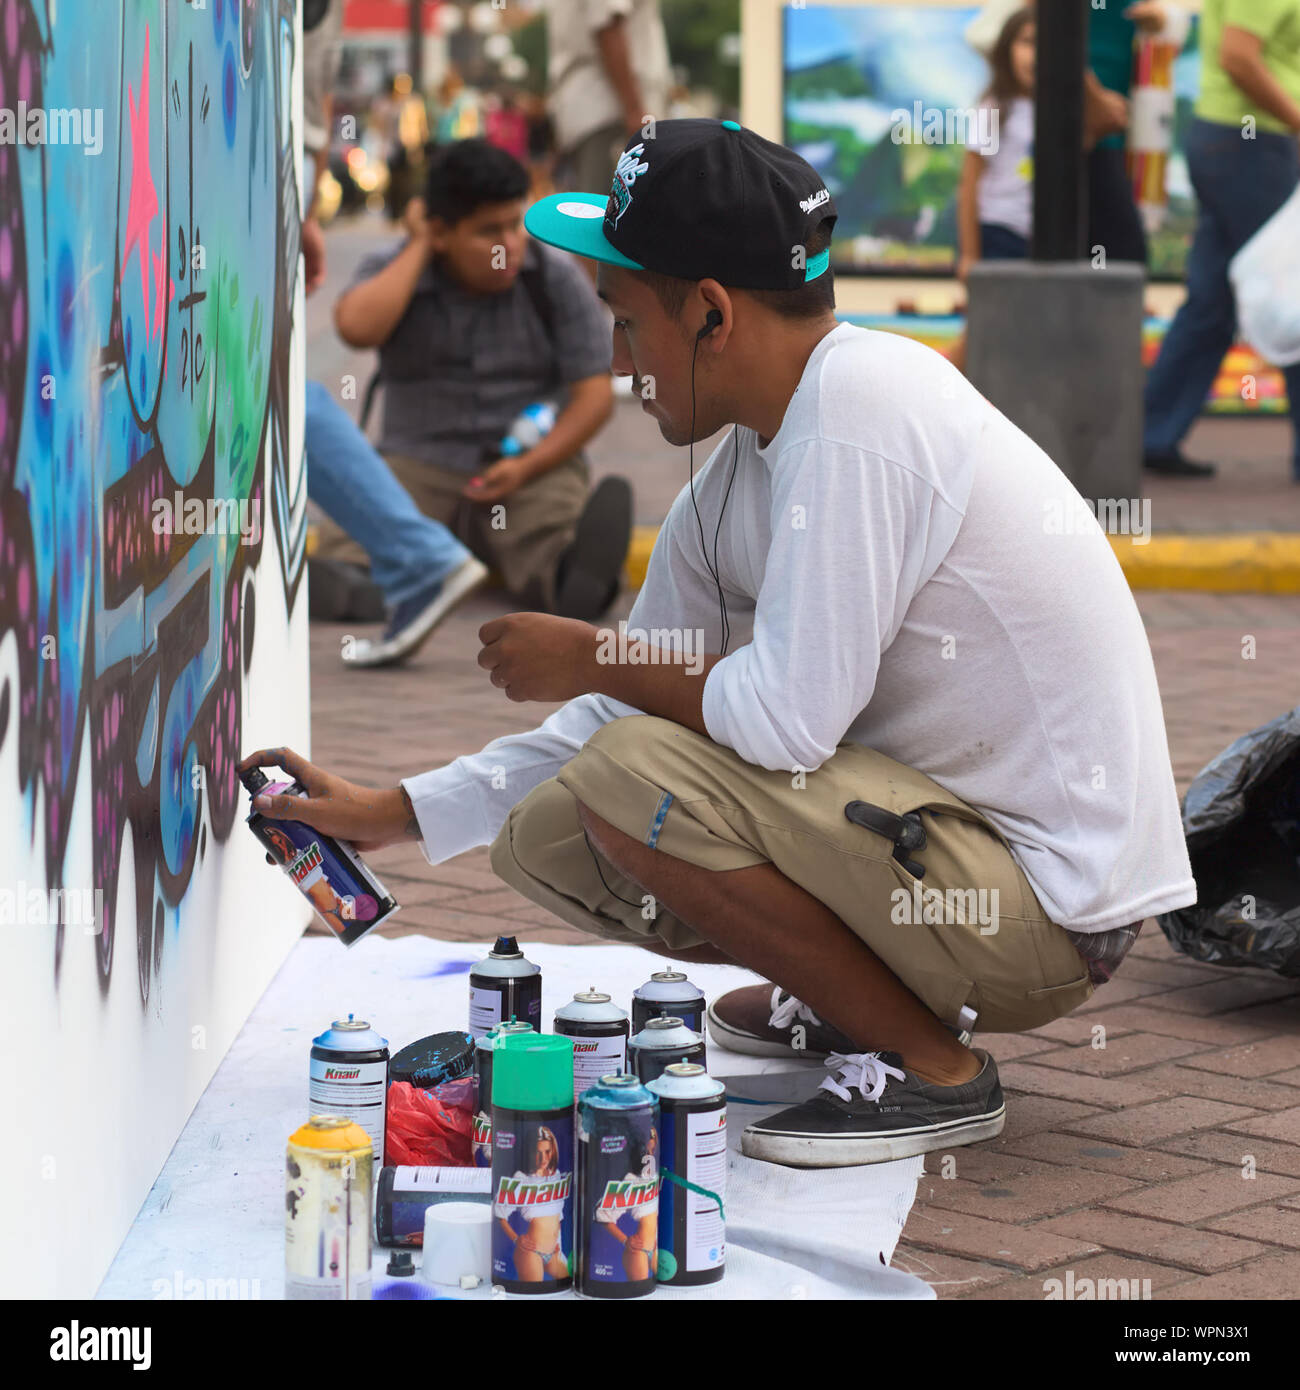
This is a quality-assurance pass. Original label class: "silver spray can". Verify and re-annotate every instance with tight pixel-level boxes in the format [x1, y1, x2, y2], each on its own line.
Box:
[554, 989, 630, 1103]
[468, 935, 542, 1040]
[628, 1016, 706, 1085]
[631, 970, 706, 1034]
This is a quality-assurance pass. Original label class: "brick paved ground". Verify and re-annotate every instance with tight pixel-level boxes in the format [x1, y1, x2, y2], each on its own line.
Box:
[303, 217, 1300, 1299]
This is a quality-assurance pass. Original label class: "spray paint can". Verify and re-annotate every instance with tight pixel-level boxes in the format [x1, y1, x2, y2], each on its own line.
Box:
[468, 936, 542, 1040]
[554, 989, 630, 1103]
[243, 766, 399, 947]
[285, 1115, 374, 1300]
[631, 970, 706, 1035]
[629, 1016, 706, 1085]
[576, 1074, 659, 1299]
[646, 1063, 726, 1287]
[490, 1032, 575, 1294]
[472, 1021, 534, 1168]
[375, 1165, 492, 1247]
[308, 1016, 389, 1160]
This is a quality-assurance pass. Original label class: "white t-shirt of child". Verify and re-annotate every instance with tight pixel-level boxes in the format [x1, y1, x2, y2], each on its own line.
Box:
[975, 96, 1034, 240]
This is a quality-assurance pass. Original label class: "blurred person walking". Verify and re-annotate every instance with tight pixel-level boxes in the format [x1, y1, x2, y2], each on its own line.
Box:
[1143, 0, 1300, 479]
[545, 0, 672, 197]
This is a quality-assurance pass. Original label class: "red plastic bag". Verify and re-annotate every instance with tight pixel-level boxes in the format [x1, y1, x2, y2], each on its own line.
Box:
[384, 1077, 475, 1167]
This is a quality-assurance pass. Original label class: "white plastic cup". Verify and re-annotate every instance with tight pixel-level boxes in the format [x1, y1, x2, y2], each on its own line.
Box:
[420, 1202, 492, 1287]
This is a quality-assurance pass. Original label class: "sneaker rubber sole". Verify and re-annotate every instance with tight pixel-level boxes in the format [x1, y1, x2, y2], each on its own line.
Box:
[740, 1104, 1006, 1168]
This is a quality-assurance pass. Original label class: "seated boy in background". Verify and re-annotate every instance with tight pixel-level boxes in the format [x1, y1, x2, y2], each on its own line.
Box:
[322, 138, 632, 620]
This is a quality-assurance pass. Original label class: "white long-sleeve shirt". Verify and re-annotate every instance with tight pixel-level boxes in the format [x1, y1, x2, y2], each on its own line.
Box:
[404, 323, 1196, 934]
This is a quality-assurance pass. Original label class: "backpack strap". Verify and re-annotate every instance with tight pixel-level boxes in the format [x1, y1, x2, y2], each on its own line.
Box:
[519, 249, 558, 353]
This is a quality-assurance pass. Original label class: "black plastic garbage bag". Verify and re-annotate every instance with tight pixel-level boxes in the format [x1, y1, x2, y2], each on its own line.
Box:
[1157, 704, 1300, 977]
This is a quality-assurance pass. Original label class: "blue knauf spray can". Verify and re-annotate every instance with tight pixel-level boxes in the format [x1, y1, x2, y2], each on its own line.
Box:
[647, 1063, 726, 1286]
[472, 1021, 534, 1168]
[490, 1032, 575, 1294]
[469, 936, 542, 1040]
[576, 1074, 659, 1299]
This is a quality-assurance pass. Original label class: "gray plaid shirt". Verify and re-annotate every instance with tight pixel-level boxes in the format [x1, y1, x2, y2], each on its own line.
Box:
[350, 238, 612, 473]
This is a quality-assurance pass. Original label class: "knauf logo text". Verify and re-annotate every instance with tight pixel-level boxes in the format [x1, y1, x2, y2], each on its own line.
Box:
[597, 1178, 658, 1211]
[495, 1174, 571, 1206]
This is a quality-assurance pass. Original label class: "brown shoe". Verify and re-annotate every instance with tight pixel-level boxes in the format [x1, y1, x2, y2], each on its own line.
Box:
[706, 984, 857, 1061]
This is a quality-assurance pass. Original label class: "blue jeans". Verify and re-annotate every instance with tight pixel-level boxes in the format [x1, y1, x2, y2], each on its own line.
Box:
[979, 223, 1030, 260]
[305, 380, 471, 606]
[1144, 118, 1300, 476]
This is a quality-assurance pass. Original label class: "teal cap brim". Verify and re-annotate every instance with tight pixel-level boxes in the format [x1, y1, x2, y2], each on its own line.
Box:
[524, 193, 644, 270]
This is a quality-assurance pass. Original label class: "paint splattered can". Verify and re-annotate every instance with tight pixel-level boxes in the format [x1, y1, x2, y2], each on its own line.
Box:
[490, 1033, 575, 1294]
[468, 935, 542, 1040]
[631, 970, 706, 1034]
[285, 1115, 374, 1300]
[472, 1021, 534, 1168]
[646, 1063, 726, 1287]
[576, 1074, 660, 1299]
[554, 989, 630, 1102]
[308, 1016, 389, 1160]
[628, 1016, 707, 1085]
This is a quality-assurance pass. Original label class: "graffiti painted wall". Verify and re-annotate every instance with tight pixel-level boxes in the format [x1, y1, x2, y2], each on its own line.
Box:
[0, 0, 311, 1298]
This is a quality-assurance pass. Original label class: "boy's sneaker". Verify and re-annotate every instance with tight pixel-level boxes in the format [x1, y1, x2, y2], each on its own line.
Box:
[740, 1049, 1005, 1168]
[707, 984, 973, 1060]
[554, 476, 633, 621]
[707, 985, 856, 1061]
[343, 556, 489, 668]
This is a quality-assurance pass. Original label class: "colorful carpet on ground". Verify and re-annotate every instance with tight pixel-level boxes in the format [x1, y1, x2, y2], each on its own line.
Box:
[844, 314, 1288, 415]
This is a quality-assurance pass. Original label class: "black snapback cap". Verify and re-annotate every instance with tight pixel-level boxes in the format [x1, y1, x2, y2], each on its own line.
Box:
[525, 118, 837, 290]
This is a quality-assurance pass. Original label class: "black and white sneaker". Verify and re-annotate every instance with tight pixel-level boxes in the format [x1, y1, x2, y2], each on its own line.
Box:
[708, 983, 973, 1060]
[740, 1049, 1005, 1167]
[343, 556, 488, 669]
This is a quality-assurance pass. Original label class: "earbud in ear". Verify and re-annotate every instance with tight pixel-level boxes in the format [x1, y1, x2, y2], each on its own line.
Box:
[696, 309, 723, 342]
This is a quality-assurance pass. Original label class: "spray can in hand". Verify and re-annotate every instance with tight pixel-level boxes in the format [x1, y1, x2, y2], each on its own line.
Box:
[242, 766, 399, 947]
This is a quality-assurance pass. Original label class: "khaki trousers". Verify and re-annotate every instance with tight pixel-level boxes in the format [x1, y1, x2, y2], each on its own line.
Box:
[490, 716, 1095, 1035]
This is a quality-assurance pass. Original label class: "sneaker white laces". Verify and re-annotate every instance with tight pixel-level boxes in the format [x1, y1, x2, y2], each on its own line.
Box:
[768, 988, 823, 1031]
[819, 1052, 907, 1104]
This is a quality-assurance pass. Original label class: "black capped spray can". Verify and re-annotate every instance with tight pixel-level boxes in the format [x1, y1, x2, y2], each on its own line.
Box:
[469, 935, 542, 1040]
[629, 1016, 706, 1085]
[309, 1015, 389, 1160]
[472, 1021, 533, 1168]
[554, 989, 629, 1102]
[647, 1063, 726, 1286]
[490, 1032, 575, 1294]
[631, 970, 706, 1034]
[576, 1074, 659, 1299]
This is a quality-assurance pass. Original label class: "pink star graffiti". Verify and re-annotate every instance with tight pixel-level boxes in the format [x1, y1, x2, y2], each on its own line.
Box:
[122, 27, 161, 345]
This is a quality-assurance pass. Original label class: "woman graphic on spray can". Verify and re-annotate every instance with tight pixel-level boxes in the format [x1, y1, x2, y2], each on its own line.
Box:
[600, 1124, 659, 1281]
[498, 1125, 570, 1282]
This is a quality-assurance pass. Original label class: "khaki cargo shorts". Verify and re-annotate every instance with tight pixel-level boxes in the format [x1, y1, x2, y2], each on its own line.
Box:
[490, 716, 1095, 1035]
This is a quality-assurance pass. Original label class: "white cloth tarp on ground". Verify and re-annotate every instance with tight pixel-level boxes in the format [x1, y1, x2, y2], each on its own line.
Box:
[99, 936, 933, 1300]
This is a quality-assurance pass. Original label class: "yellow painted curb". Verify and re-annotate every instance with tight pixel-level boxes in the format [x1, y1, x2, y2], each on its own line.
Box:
[308, 522, 1300, 596]
[1109, 533, 1300, 594]
[623, 524, 658, 591]
[625, 526, 1300, 595]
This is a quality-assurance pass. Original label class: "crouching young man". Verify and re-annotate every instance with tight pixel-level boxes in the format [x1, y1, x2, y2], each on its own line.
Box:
[242, 121, 1195, 1167]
